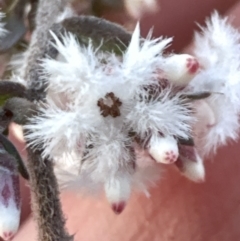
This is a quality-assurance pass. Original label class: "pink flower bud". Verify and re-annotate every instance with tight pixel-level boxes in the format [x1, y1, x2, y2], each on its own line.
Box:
[175, 145, 205, 183]
[104, 175, 131, 214]
[148, 135, 179, 164]
[0, 153, 21, 241]
[163, 54, 200, 85]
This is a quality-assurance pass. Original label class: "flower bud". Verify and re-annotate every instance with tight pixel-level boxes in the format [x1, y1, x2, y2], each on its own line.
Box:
[0, 153, 21, 241]
[163, 54, 200, 85]
[148, 134, 179, 164]
[175, 145, 205, 182]
[104, 175, 131, 214]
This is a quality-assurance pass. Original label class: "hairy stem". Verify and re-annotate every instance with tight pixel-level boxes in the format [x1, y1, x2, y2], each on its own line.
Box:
[24, 0, 69, 101]
[27, 149, 73, 241]
[23, 0, 72, 240]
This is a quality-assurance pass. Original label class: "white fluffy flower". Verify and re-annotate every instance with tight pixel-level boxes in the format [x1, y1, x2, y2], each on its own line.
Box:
[190, 11, 240, 157]
[25, 23, 194, 211]
[22, 11, 240, 205]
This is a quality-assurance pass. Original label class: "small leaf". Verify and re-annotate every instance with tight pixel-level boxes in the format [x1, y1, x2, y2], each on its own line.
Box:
[0, 133, 29, 180]
[182, 91, 211, 100]
[59, 16, 132, 55]
[0, 81, 27, 106]
[3, 97, 37, 125]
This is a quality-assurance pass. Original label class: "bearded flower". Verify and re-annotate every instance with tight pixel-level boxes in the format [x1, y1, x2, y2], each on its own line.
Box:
[4, 11, 240, 214]
[24, 21, 197, 212]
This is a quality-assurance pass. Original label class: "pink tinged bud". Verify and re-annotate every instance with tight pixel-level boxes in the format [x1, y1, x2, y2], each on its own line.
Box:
[175, 145, 205, 183]
[0, 155, 21, 240]
[104, 176, 131, 214]
[163, 54, 200, 85]
[148, 135, 179, 164]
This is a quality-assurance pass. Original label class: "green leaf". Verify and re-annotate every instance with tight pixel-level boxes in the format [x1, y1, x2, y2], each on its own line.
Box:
[0, 133, 29, 179]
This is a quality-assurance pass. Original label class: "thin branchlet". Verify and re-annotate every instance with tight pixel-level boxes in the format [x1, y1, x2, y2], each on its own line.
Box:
[24, 0, 69, 101]
[27, 149, 73, 241]
[22, 0, 73, 240]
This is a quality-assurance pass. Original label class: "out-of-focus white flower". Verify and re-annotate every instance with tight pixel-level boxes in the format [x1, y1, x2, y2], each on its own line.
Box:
[191, 11, 240, 157]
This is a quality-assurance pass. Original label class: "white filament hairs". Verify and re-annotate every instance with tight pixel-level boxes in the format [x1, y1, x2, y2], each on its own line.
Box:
[191, 11, 240, 157]
[23, 12, 240, 212]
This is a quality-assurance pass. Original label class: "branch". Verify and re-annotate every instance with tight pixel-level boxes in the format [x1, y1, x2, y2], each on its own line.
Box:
[27, 149, 73, 241]
[22, 0, 73, 240]
[24, 0, 69, 101]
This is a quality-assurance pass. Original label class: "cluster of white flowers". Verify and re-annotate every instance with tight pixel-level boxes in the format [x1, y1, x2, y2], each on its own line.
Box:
[11, 11, 240, 213]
